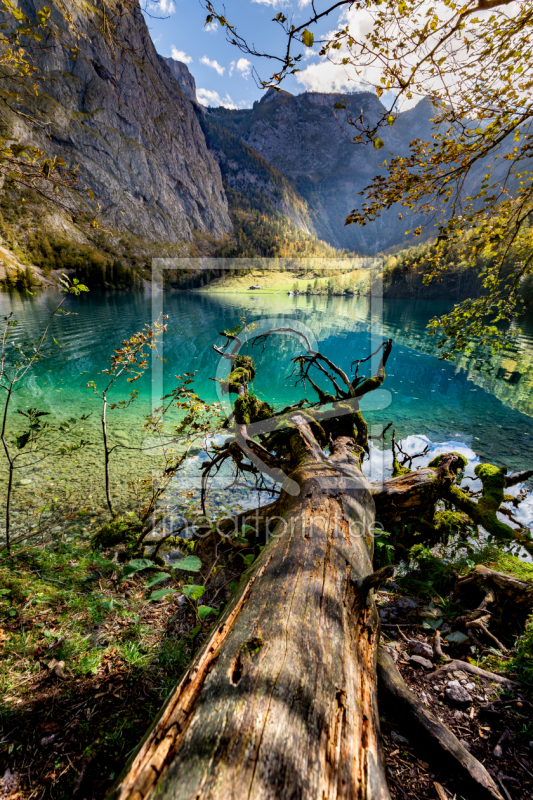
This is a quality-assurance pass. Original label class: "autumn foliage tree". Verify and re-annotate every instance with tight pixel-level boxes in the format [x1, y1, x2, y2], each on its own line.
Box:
[205, 0, 533, 356]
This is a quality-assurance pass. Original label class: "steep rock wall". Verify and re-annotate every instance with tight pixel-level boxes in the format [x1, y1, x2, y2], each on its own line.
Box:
[11, 0, 231, 245]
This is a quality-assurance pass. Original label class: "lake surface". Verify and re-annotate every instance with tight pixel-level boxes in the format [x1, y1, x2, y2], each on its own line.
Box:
[1, 289, 532, 527]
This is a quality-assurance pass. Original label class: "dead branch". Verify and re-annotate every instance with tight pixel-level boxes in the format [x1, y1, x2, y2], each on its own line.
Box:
[430, 660, 520, 687]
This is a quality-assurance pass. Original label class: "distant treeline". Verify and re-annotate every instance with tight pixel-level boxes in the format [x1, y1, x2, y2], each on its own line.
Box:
[382, 233, 533, 309]
[1, 231, 142, 291]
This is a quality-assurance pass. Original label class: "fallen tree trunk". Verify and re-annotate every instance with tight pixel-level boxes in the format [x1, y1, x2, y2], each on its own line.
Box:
[110, 438, 390, 800]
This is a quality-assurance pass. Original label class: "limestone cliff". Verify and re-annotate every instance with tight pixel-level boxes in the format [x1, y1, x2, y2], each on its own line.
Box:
[9, 0, 231, 246]
[210, 90, 435, 253]
[160, 57, 198, 104]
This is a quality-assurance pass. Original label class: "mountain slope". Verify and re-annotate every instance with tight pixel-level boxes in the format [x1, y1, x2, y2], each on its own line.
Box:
[8, 0, 231, 246]
[210, 90, 436, 253]
[198, 113, 352, 259]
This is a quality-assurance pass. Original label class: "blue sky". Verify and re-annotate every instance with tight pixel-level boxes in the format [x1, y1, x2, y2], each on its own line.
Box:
[141, 1, 366, 108]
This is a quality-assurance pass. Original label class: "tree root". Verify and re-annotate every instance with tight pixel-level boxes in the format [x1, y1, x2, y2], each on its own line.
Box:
[455, 564, 533, 611]
[453, 564, 533, 649]
[378, 648, 504, 800]
[429, 660, 520, 687]
[356, 565, 395, 598]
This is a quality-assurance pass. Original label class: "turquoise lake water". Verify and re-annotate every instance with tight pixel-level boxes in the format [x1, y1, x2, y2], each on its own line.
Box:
[1, 289, 533, 526]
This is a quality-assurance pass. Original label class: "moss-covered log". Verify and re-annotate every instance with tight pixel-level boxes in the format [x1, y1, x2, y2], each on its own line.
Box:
[444, 464, 533, 556]
[371, 452, 466, 529]
[113, 325, 533, 800]
[221, 354, 256, 395]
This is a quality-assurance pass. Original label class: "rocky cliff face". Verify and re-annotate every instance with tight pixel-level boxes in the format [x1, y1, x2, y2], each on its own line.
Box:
[200, 114, 315, 235]
[160, 57, 198, 104]
[12, 0, 231, 247]
[211, 91, 435, 253]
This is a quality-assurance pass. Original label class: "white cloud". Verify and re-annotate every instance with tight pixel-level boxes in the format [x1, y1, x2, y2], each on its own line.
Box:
[236, 57, 252, 77]
[197, 88, 238, 109]
[170, 47, 192, 64]
[295, 59, 361, 94]
[294, 9, 385, 98]
[230, 57, 252, 78]
[200, 56, 225, 76]
[147, 0, 176, 14]
[204, 20, 218, 33]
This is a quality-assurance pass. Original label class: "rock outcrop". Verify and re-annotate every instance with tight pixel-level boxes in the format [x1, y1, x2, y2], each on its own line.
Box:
[10, 0, 231, 246]
[160, 57, 198, 104]
[210, 90, 435, 253]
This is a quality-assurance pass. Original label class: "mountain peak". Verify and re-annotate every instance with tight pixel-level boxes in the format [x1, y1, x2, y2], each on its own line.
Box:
[160, 56, 197, 103]
[258, 87, 293, 105]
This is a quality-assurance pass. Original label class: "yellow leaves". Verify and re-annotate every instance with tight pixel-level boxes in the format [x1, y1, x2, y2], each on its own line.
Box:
[301, 29, 314, 48]
[374, 138, 385, 150]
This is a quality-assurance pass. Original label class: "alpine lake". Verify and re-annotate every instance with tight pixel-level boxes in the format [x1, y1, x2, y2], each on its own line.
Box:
[2, 288, 533, 540]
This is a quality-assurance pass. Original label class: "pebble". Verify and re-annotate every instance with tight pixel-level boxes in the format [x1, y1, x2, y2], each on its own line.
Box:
[453, 670, 469, 680]
[410, 655, 434, 670]
[446, 683, 472, 707]
[396, 596, 419, 609]
[465, 682, 476, 691]
[409, 640, 434, 660]
[391, 730, 410, 746]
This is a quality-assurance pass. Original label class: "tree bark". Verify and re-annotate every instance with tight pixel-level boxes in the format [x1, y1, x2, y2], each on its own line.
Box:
[109, 441, 390, 800]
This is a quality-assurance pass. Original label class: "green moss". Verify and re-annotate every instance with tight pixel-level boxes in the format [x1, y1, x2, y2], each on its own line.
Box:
[428, 452, 468, 470]
[234, 395, 273, 425]
[352, 410, 369, 450]
[474, 463, 506, 510]
[91, 517, 141, 550]
[433, 509, 472, 538]
[235, 355, 255, 377]
[485, 551, 533, 582]
[224, 356, 256, 394]
[243, 636, 263, 656]
[392, 457, 411, 477]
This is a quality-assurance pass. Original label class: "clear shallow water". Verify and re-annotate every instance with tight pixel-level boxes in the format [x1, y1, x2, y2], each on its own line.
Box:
[1, 289, 532, 525]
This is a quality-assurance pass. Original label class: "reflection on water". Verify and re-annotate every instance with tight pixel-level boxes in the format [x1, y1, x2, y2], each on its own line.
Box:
[1, 289, 532, 517]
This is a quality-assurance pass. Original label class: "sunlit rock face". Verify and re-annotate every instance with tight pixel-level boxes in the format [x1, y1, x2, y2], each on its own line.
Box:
[210, 90, 523, 255]
[209, 90, 436, 253]
[12, 0, 231, 245]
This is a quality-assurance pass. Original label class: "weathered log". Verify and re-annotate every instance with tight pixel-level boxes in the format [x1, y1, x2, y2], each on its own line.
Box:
[445, 466, 533, 556]
[456, 564, 533, 610]
[109, 436, 390, 800]
[453, 564, 533, 646]
[377, 648, 504, 800]
[371, 453, 466, 524]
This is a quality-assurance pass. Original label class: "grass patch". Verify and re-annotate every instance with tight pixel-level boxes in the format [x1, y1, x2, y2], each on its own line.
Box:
[0, 537, 199, 798]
